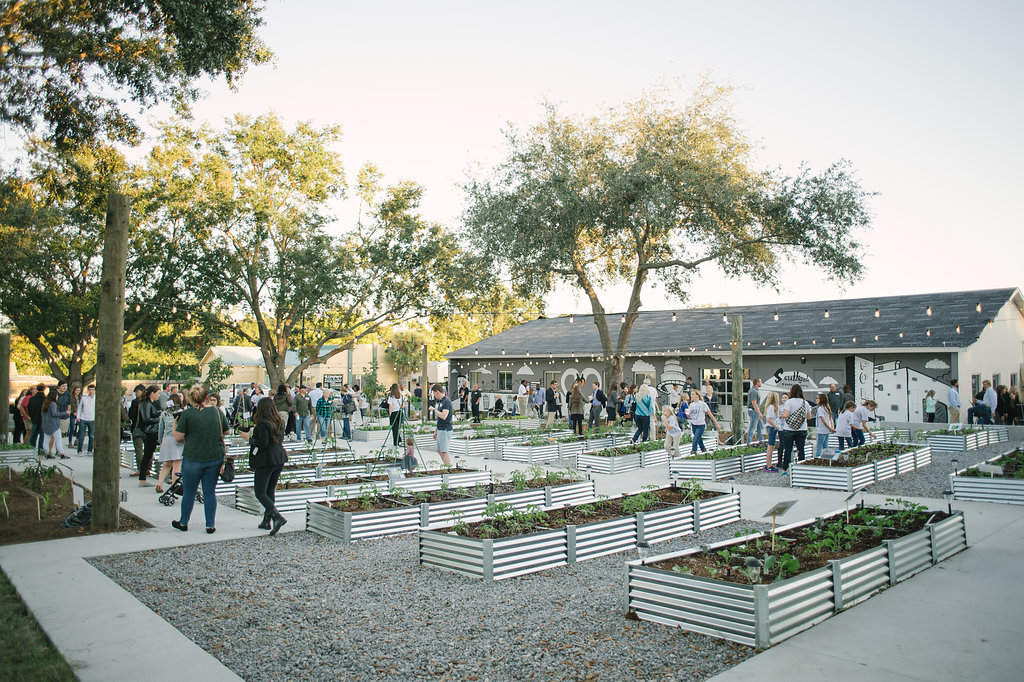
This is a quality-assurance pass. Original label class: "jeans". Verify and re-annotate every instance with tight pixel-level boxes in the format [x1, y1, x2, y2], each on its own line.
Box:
[746, 408, 764, 443]
[179, 457, 223, 529]
[816, 431, 830, 458]
[68, 415, 77, 444]
[296, 415, 312, 441]
[317, 415, 329, 439]
[343, 416, 351, 440]
[851, 428, 866, 447]
[570, 413, 584, 435]
[632, 415, 651, 442]
[691, 423, 707, 453]
[253, 464, 283, 519]
[779, 430, 807, 470]
[77, 420, 94, 453]
[837, 436, 853, 452]
[31, 421, 44, 450]
[767, 426, 777, 447]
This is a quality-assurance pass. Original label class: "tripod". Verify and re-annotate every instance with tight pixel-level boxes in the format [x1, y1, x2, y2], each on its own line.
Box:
[311, 403, 352, 457]
[371, 406, 429, 478]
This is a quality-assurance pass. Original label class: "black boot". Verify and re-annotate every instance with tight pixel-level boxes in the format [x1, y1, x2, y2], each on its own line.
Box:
[258, 513, 271, 530]
[269, 513, 287, 536]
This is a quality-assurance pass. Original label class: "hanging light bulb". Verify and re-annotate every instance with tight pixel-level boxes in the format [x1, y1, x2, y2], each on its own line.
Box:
[874, 334, 879, 341]
[812, 339, 817, 345]
[824, 308, 830, 318]
[569, 314, 574, 324]
[831, 337, 836, 343]
[976, 302, 982, 313]
[501, 349, 505, 355]
[926, 329, 931, 337]
[671, 312, 677, 322]
[852, 336, 857, 342]
[134, 304, 140, 312]
[926, 306, 932, 316]
[474, 349, 478, 355]
[722, 314, 728, 323]
[899, 331, 904, 338]
[773, 311, 779, 321]
[171, 305, 177, 314]
[956, 325, 961, 334]
[186, 312, 191, 320]
[874, 308, 880, 318]
[620, 314, 626, 324]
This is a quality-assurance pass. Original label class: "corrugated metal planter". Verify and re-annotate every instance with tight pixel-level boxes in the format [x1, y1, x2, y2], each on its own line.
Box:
[575, 447, 673, 474]
[626, 510, 967, 648]
[950, 449, 1024, 505]
[501, 442, 577, 463]
[307, 480, 598, 543]
[825, 429, 908, 450]
[236, 469, 494, 515]
[482, 417, 541, 429]
[790, 446, 932, 491]
[928, 432, 987, 452]
[418, 491, 741, 581]
[669, 448, 767, 481]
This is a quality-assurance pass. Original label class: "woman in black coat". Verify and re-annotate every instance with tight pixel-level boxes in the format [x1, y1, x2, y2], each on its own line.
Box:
[137, 385, 162, 486]
[241, 398, 288, 534]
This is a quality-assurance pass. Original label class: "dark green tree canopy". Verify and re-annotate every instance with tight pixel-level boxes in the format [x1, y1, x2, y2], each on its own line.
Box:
[0, 0, 270, 147]
[464, 83, 873, 386]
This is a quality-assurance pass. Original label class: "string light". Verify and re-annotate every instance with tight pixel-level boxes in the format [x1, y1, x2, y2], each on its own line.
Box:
[926, 306, 932, 316]
[671, 312, 677, 322]
[812, 339, 816, 345]
[620, 314, 626, 324]
[722, 314, 728, 323]
[874, 308, 880, 318]
[926, 329, 931, 337]
[956, 326, 961, 334]
[831, 337, 836, 343]
[569, 314, 574, 324]
[852, 336, 856, 342]
[824, 308, 830, 318]
[773, 311, 779, 321]
[899, 332, 904, 338]
[874, 334, 879, 341]
[976, 302, 982, 313]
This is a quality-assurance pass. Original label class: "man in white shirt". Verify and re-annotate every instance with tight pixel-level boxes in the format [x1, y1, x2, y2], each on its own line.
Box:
[947, 379, 962, 423]
[75, 383, 96, 454]
[517, 380, 529, 417]
[667, 384, 681, 410]
[969, 380, 997, 425]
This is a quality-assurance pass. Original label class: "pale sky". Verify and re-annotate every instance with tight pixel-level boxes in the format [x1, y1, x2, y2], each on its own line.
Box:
[139, 1, 1024, 314]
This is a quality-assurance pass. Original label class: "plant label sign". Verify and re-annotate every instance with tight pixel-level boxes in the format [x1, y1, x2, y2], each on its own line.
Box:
[763, 500, 798, 519]
[73, 484, 84, 506]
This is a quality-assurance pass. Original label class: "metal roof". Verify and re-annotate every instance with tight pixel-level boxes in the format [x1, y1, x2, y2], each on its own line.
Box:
[447, 287, 1020, 358]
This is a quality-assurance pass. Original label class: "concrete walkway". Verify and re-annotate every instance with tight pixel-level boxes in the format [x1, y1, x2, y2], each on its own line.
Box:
[1, 436, 1022, 681]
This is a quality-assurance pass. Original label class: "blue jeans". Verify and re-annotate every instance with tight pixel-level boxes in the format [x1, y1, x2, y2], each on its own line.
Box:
[746, 408, 763, 442]
[631, 415, 650, 442]
[343, 416, 351, 440]
[778, 430, 806, 470]
[31, 422, 44, 450]
[691, 423, 707, 452]
[816, 432, 830, 458]
[317, 415, 329, 439]
[837, 436, 853, 452]
[68, 415, 77, 444]
[851, 428, 866, 447]
[77, 420, 94, 453]
[179, 457, 223, 529]
[296, 415, 312, 441]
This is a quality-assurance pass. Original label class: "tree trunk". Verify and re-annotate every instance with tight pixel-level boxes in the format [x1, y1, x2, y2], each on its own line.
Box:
[92, 193, 131, 532]
[605, 355, 625, 392]
[0, 333, 9, 444]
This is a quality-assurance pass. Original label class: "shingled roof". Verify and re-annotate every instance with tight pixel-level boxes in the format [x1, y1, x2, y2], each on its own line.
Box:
[447, 288, 1021, 358]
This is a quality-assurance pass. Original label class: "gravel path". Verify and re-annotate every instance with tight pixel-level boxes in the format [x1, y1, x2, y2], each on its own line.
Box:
[729, 440, 1023, 497]
[90, 521, 766, 681]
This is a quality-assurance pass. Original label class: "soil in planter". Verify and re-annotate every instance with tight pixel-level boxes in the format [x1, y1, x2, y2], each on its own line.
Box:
[803, 442, 917, 468]
[0, 465, 150, 545]
[588, 440, 666, 457]
[961, 450, 1024, 479]
[689, 444, 766, 460]
[451, 484, 723, 539]
[278, 475, 387, 490]
[649, 501, 948, 585]
[236, 457, 398, 474]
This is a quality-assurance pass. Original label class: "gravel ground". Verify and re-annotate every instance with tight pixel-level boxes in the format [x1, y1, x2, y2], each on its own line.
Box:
[728, 440, 1024, 497]
[90, 521, 766, 681]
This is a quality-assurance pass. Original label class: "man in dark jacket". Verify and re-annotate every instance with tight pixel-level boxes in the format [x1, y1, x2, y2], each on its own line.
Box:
[27, 383, 47, 453]
[588, 380, 607, 431]
[127, 384, 146, 475]
[545, 380, 558, 427]
[470, 384, 482, 424]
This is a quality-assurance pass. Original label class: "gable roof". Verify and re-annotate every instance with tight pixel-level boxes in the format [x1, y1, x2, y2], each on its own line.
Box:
[206, 346, 301, 367]
[447, 288, 1020, 358]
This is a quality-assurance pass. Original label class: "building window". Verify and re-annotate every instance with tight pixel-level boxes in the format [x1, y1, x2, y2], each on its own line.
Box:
[469, 370, 482, 388]
[1011, 373, 1018, 389]
[971, 374, 981, 396]
[544, 371, 559, 389]
[633, 371, 655, 387]
[993, 373, 1001, 389]
[701, 369, 752, 410]
[498, 371, 513, 391]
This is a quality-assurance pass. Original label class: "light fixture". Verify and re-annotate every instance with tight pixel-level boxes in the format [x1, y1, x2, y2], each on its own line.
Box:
[773, 311, 779, 321]
[852, 336, 856, 342]
[926, 306, 932, 316]
[956, 325, 961, 334]
[171, 305, 177, 313]
[569, 314, 574, 324]
[812, 339, 817, 345]
[874, 334, 879, 341]
[976, 302, 982, 313]
[134, 304, 140, 312]
[620, 314, 626, 324]
[824, 308, 830, 318]
[875, 308, 880, 318]
[899, 331, 904, 338]
[927, 329, 931, 337]
[672, 312, 677, 322]
[474, 349, 478, 355]
[722, 314, 728, 323]
[501, 349, 505, 355]
[831, 337, 836, 343]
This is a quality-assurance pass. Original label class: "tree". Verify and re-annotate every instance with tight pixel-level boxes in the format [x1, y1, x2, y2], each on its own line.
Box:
[385, 331, 424, 385]
[415, 286, 545, 360]
[203, 356, 232, 395]
[0, 141, 208, 387]
[464, 82, 873, 388]
[142, 114, 485, 389]
[0, 0, 269, 148]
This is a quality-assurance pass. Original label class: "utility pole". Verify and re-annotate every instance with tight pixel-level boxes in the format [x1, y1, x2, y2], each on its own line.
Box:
[731, 315, 744, 445]
[421, 342, 429, 422]
[92, 193, 130, 531]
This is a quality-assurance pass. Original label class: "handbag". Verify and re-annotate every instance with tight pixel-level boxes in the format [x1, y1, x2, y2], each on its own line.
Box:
[785, 402, 807, 430]
[217, 409, 235, 482]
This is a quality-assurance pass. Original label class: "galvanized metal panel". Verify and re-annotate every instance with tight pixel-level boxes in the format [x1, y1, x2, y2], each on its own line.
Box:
[890, 532, 933, 581]
[790, 464, 853, 490]
[576, 451, 642, 475]
[697, 494, 742, 530]
[836, 546, 890, 607]
[670, 457, 741, 481]
[574, 516, 638, 561]
[642, 506, 695, 544]
[874, 458, 897, 481]
[930, 514, 967, 562]
[501, 443, 561, 463]
[548, 480, 597, 508]
[952, 476, 1024, 505]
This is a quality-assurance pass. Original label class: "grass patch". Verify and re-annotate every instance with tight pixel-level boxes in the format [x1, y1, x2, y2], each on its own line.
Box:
[0, 567, 75, 680]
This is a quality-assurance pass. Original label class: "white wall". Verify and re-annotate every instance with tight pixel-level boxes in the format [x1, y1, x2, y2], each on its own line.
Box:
[955, 293, 1024, 398]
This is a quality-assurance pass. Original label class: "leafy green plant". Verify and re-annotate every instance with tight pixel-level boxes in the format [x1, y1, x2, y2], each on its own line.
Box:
[449, 509, 469, 535]
[576, 503, 596, 518]
[40, 493, 54, 516]
[21, 461, 58, 493]
[358, 486, 380, 510]
[510, 470, 528, 491]
[622, 486, 661, 514]
[678, 478, 703, 503]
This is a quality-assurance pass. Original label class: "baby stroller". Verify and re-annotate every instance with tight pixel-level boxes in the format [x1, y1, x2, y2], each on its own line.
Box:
[158, 473, 203, 507]
[488, 397, 508, 418]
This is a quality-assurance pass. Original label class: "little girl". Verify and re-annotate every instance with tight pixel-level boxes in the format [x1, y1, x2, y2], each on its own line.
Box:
[661, 405, 683, 458]
[835, 401, 857, 452]
[402, 436, 418, 471]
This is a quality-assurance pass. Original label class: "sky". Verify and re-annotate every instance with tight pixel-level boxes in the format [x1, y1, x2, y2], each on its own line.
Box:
[153, 1, 1023, 314]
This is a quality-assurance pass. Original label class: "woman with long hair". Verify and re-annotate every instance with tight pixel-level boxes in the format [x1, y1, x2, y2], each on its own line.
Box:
[240, 397, 288, 534]
[779, 384, 814, 472]
[568, 383, 585, 435]
[814, 392, 835, 458]
[684, 389, 720, 453]
[137, 385, 162, 486]
[11, 389, 28, 444]
[387, 383, 404, 448]
[41, 387, 70, 459]
[67, 385, 82, 447]
[155, 393, 184, 493]
[631, 384, 656, 443]
[172, 384, 229, 534]
[924, 389, 937, 423]
[762, 392, 782, 471]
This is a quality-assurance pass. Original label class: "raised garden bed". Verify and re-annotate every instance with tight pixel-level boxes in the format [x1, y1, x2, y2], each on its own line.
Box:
[790, 443, 932, 491]
[235, 468, 493, 515]
[482, 417, 541, 429]
[950, 448, 1024, 505]
[215, 458, 400, 496]
[307, 477, 597, 543]
[669, 444, 767, 481]
[418, 485, 742, 581]
[926, 427, 1008, 453]
[626, 501, 967, 647]
[576, 441, 672, 474]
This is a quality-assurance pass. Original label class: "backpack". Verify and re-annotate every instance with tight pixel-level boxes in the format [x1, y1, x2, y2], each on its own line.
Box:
[342, 393, 356, 414]
[785, 401, 807, 430]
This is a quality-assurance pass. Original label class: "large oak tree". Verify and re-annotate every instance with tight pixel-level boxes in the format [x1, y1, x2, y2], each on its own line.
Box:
[464, 83, 874, 387]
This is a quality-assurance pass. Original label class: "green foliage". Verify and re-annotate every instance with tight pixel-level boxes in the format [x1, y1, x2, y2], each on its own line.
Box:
[385, 331, 424, 383]
[21, 461, 58, 493]
[358, 486, 380, 511]
[464, 82, 872, 387]
[678, 478, 704, 503]
[203, 356, 232, 395]
[510, 470, 528, 491]
[622, 486, 661, 515]
[0, 0, 271, 147]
